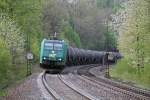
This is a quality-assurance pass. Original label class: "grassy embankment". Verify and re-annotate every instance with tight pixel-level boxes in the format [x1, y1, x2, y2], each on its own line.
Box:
[0, 64, 26, 97]
[110, 59, 150, 89]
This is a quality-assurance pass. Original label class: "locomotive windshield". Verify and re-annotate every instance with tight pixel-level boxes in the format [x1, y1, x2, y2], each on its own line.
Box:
[54, 43, 63, 50]
[44, 42, 63, 51]
[44, 42, 53, 50]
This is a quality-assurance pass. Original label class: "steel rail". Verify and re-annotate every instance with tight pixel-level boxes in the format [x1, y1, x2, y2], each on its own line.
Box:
[58, 74, 100, 100]
[76, 65, 150, 100]
[41, 71, 62, 100]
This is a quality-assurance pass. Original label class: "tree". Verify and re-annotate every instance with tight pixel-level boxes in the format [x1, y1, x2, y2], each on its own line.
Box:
[0, 39, 12, 89]
[0, 13, 25, 89]
[42, 0, 69, 37]
[5, 0, 44, 59]
[111, 0, 150, 73]
[0, 13, 25, 57]
[60, 21, 81, 47]
[42, 0, 81, 47]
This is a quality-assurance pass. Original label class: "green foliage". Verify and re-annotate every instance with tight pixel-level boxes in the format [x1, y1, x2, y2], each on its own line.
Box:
[110, 0, 150, 88]
[0, 90, 7, 97]
[42, 0, 118, 50]
[97, 0, 114, 8]
[0, 0, 43, 59]
[0, 0, 44, 60]
[42, 0, 69, 37]
[68, 0, 118, 50]
[112, 4, 124, 13]
[104, 31, 117, 50]
[31, 37, 40, 61]
[0, 13, 24, 51]
[60, 22, 81, 47]
[117, 0, 150, 68]
[0, 13, 26, 92]
[111, 59, 136, 75]
[42, 0, 81, 47]
[111, 59, 150, 88]
[0, 40, 11, 90]
[0, 0, 10, 11]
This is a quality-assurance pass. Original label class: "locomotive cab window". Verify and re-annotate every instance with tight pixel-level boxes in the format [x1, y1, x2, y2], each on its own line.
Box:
[44, 42, 53, 50]
[54, 43, 63, 50]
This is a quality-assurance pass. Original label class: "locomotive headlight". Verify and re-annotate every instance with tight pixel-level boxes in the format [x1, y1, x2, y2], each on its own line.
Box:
[58, 58, 62, 61]
[52, 50, 55, 54]
[43, 57, 46, 60]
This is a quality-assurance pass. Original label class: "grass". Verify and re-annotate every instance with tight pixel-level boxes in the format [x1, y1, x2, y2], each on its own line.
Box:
[110, 59, 150, 89]
[0, 64, 27, 97]
[0, 90, 7, 97]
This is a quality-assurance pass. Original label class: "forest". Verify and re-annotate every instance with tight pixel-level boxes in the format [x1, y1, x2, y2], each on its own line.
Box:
[0, 0, 149, 95]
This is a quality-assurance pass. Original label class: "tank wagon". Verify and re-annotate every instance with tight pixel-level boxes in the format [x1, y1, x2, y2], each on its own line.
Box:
[40, 39, 120, 69]
[66, 47, 104, 66]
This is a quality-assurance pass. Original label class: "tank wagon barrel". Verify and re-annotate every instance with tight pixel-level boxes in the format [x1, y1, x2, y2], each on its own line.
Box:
[66, 47, 105, 66]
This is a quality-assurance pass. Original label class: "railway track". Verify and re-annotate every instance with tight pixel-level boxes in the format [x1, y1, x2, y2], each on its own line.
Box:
[58, 74, 100, 100]
[41, 71, 62, 100]
[40, 71, 96, 100]
[76, 65, 150, 100]
[39, 64, 150, 100]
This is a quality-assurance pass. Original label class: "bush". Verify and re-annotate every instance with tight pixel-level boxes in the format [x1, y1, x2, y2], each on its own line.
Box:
[0, 40, 12, 90]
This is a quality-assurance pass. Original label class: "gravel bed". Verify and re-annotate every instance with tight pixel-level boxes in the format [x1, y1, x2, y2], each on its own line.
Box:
[89, 66, 150, 99]
[46, 74, 89, 100]
[62, 73, 138, 100]
[89, 66, 106, 77]
[32, 64, 43, 73]
[4, 73, 44, 100]
[61, 66, 84, 74]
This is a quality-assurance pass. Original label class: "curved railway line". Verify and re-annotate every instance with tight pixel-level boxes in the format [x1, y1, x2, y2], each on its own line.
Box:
[39, 64, 150, 100]
[41, 72, 61, 100]
[41, 71, 96, 100]
[76, 65, 150, 100]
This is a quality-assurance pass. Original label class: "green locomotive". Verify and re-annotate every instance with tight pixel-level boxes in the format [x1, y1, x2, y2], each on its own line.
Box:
[40, 39, 68, 69]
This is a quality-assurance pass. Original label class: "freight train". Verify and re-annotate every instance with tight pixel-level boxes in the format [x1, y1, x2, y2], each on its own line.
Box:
[40, 39, 120, 69]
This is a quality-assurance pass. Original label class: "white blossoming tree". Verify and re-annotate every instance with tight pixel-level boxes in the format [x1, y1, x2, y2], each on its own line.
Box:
[110, 0, 150, 87]
[0, 13, 25, 64]
[111, 0, 150, 69]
